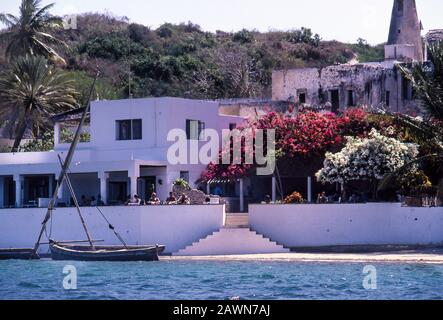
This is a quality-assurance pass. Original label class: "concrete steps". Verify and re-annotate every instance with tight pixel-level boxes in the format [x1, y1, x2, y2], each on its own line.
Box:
[225, 214, 249, 228]
[174, 228, 290, 256]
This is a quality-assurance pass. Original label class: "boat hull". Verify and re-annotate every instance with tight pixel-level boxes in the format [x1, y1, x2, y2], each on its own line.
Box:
[0, 249, 40, 260]
[50, 243, 165, 262]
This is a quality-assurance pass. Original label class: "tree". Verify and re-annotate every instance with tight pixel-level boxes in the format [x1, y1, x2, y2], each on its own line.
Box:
[400, 41, 443, 121]
[316, 129, 418, 188]
[20, 130, 54, 152]
[0, 0, 66, 65]
[200, 110, 344, 183]
[0, 55, 77, 152]
[378, 42, 443, 196]
[214, 46, 263, 98]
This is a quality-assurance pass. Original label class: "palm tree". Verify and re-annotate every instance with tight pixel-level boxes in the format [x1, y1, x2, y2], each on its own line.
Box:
[378, 41, 443, 197]
[0, 55, 77, 152]
[399, 41, 443, 121]
[0, 0, 67, 65]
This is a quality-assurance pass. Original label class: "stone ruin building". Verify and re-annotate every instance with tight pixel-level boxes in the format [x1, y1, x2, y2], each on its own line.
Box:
[271, 0, 442, 114]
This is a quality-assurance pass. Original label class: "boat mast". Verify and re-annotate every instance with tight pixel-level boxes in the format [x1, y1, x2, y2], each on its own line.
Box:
[32, 72, 99, 255]
[58, 155, 95, 249]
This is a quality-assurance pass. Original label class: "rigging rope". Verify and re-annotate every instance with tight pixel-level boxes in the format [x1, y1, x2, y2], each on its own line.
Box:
[58, 155, 128, 249]
[95, 207, 128, 249]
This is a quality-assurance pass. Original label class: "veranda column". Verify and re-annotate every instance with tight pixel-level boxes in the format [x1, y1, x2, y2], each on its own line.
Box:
[13, 174, 22, 207]
[98, 171, 109, 205]
[128, 166, 140, 198]
[239, 178, 244, 212]
[0, 177, 4, 207]
[272, 176, 277, 202]
[307, 176, 312, 203]
[48, 175, 53, 198]
[206, 183, 210, 195]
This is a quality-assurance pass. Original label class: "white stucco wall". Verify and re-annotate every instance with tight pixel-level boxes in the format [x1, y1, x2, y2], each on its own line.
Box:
[0, 176, 3, 207]
[249, 203, 443, 248]
[87, 97, 244, 151]
[0, 205, 225, 254]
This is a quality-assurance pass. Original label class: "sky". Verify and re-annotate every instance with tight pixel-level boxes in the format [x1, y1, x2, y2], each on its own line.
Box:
[1, 0, 443, 44]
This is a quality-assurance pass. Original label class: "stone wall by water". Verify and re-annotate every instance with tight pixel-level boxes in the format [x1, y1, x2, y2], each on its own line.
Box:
[0, 205, 225, 254]
[249, 203, 443, 248]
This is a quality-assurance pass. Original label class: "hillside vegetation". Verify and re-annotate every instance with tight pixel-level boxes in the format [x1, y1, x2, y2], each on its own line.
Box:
[0, 13, 385, 102]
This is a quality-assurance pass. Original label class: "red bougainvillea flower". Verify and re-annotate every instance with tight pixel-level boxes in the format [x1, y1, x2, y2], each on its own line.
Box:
[200, 108, 400, 183]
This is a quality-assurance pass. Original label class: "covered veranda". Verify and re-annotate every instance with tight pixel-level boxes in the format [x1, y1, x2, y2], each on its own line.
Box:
[0, 159, 168, 208]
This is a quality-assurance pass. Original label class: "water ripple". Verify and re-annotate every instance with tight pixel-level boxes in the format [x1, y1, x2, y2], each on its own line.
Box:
[0, 260, 442, 300]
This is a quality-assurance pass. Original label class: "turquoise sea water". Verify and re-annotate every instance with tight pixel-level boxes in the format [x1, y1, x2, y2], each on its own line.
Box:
[0, 259, 442, 300]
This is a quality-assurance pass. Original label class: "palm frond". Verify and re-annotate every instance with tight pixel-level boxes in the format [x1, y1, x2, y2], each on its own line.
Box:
[36, 31, 67, 47]
[399, 41, 443, 121]
[31, 36, 66, 65]
[378, 154, 443, 192]
[0, 55, 78, 147]
[2, 0, 67, 64]
[0, 13, 18, 27]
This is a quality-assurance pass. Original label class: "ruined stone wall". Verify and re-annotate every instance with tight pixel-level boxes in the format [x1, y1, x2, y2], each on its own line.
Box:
[272, 68, 319, 102]
[271, 63, 421, 113]
[273, 65, 388, 108]
[219, 100, 294, 118]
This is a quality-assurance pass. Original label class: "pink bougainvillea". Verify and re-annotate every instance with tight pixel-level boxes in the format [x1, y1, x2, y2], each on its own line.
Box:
[200, 110, 347, 182]
[200, 107, 405, 183]
[338, 108, 372, 137]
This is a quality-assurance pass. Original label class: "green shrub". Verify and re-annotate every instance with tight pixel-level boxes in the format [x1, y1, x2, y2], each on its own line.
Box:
[173, 178, 190, 188]
[21, 131, 54, 152]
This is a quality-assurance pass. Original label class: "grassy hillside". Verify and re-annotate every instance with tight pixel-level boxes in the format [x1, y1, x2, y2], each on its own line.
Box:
[0, 13, 385, 102]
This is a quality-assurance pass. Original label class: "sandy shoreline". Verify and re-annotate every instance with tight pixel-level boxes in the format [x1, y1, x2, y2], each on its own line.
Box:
[166, 250, 443, 264]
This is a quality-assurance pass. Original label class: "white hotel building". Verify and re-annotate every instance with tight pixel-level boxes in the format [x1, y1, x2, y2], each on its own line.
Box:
[0, 97, 244, 208]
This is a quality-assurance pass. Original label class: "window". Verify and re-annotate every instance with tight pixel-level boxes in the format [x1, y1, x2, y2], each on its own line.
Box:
[386, 91, 391, 107]
[365, 82, 373, 102]
[297, 89, 307, 104]
[116, 119, 142, 141]
[398, 0, 404, 13]
[180, 171, 190, 183]
[347, 90, 354, 107]
[186, 119, 205, 140]
[330, 89, 340, 113]
[402, 77, 412, 100]
[132, 119, 142, 140]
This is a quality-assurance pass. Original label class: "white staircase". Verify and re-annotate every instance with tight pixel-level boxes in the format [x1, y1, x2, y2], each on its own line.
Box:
[174, 228, 290, 256]
[224, 214, 249, 228]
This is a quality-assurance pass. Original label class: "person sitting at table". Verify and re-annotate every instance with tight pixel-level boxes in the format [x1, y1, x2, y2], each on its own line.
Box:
[134, 194, 142, 205]
[80, 195, 90, 206]
[317, 192, 327, 204]
[126, 194, 141, 206]
[177, 193, 191, 205]
[166, 192, 177, 205]
[97, 195, 105, 206]
[147, 192, 161, 205]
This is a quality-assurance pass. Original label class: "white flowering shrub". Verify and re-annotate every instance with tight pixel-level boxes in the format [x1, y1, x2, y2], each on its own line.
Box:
[316, 129, 418, 184]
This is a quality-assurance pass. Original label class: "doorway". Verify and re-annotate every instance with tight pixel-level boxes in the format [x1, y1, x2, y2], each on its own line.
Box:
[330, 90, 340, 112]
[2, 177, 15, 207]
[138, 176, 156, 201]
[23, 175, 51, 204]
[109, 181, 127, 204]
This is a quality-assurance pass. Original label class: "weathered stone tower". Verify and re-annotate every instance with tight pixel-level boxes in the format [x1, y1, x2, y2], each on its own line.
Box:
[386, 0, 424, 62]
